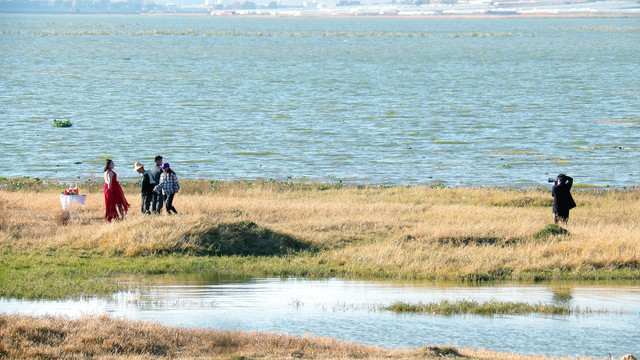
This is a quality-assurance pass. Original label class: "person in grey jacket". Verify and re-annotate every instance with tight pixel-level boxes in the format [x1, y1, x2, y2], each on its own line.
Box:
[150, 155, 164, 214]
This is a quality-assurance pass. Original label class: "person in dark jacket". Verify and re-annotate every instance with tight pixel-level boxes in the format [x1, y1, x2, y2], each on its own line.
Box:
[150, 155, 164, 214]
[551, 174, 576, 224]
[134, 162, 155, 215]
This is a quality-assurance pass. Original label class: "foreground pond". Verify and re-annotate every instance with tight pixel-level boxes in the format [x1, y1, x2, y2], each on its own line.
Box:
[2, 276, 638, 357]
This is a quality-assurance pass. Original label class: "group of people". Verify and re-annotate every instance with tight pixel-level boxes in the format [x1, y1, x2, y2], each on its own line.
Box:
[104, 157, 577, 224]
[103, 155, 180, 222]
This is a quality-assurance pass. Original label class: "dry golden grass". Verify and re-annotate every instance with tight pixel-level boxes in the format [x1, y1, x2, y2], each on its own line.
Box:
[0, 313, 604, 360]
[0, 182, 639, 279]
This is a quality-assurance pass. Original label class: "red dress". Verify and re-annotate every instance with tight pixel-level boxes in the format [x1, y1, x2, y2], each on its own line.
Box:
[104, 170, 130, 222]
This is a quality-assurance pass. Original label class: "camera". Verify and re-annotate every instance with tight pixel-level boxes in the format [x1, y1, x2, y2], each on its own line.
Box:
[548, 178, 556, 183]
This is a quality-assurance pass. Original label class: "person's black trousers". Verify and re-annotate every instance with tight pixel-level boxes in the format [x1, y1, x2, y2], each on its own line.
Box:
[554, 210, 569, 224]
[141, 192, 153, 214]
[164, 193, 177, 214]
[151, 192, 164, 213]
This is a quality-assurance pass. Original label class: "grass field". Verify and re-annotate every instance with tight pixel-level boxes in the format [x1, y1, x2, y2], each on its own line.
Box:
[1, 178, 639, 300]
[1, 179, 638, 359]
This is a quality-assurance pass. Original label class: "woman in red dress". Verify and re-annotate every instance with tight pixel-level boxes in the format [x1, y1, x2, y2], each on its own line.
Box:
[104, 159, 130, 222]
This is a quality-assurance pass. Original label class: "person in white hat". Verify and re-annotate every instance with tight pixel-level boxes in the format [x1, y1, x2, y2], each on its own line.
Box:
[134, 162, 155, 215]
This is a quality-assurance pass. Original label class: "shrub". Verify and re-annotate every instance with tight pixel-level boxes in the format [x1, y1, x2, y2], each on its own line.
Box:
[534, 224, 569, 240]
[52, 119, 72, 128]
[190, 221, 313, 256]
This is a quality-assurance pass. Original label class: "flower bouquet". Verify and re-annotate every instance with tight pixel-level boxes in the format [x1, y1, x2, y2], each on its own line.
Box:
[64, 184, 79, 196]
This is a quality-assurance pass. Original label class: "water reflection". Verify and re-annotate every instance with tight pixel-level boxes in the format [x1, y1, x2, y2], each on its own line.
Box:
[2, 276, 639, 357]
[550, 285, 573, 304]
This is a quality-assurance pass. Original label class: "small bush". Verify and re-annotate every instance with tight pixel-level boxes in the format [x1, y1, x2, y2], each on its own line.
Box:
[534, 224, 569, 240]
[55, 210, 70, 226]
[190, 221, 313, 256]
[424, 346, 463, 357]
[52, 119, 72, 128]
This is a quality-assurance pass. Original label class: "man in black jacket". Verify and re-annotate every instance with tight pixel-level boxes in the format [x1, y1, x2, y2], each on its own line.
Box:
[552, 174, 576, 224]
[134, 162, 155, 215]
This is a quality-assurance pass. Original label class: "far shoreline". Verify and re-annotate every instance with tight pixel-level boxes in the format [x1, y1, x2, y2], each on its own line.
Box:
[1, 176, 636, 191]
[3, 11, 640, 19]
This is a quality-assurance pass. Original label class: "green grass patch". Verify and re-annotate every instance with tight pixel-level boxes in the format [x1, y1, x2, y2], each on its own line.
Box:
[2, 249, 640, 301]
[0, 250, 217, 300]
[0, 177, 350, 194]
[534, 224, 569, 240]
[188, 221, 315, 256]
[52, 119, 73, 128]
[0, 249, 342, 300]
[386, 300, 570, 316]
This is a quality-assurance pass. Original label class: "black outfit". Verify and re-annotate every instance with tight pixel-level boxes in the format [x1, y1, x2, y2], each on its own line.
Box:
[164, 193, 177, 214]
[150, 164, 164, 214]
[141, 172, 155, 214]
[552, 175, 576, 224]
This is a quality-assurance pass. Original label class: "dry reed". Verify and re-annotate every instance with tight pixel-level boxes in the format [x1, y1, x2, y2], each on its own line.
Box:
[0, 313, 604, 360]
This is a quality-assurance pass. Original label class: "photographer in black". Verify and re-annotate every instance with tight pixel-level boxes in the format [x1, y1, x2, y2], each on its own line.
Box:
[550, 174, 576, 224]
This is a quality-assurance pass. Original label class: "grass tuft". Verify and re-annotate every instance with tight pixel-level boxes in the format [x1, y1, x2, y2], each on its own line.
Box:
[533, 224, 569, 240]
[54, 210, 70, 226]
[435, 236, 516, 247]
[52, 119, 72, 128]
[424, 346, 465, 357]
[386, 300, 571, 316]
[190, 221, 314, 256]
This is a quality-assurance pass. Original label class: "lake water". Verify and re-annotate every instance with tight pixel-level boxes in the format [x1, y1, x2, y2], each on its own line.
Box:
[0, 15, 639, 187]
[1, 276, 639, 357]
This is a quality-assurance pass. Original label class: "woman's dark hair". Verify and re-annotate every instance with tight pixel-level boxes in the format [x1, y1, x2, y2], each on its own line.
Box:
[103, 159, 113, 172]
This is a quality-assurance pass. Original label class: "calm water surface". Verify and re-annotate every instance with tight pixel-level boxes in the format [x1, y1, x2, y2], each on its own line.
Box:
[2, 277, 639, 357]
[1, 15, 639, 186]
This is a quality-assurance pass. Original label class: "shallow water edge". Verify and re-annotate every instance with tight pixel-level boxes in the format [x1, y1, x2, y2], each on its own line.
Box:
[2, 276, 639, 357]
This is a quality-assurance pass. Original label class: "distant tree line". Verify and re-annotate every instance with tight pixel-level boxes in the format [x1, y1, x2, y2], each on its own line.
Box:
[0, 0, 143, 13]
